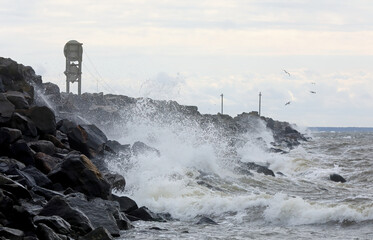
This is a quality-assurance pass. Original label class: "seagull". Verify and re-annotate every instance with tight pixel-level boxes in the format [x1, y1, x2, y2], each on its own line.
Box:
[310, 91, 316, 94]
[311, 82, 316, 85]
[285, 101, 291, 106]
[283, 69, 291, 76]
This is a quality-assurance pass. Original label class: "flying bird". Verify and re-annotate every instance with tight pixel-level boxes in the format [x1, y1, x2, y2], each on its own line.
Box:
[311, 82, 316, 85]
[285, 101, 291, 106]
[310, 91, 316, 94]
[283, 69, 291, 76]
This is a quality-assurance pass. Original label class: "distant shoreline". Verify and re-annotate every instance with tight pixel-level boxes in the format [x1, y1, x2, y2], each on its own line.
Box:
[308, 127, 373, 132]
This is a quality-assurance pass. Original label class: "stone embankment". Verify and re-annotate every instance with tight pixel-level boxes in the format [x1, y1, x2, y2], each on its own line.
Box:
[0, 57, 307, 239]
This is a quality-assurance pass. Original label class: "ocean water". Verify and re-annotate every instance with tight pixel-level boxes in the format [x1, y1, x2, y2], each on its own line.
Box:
[106, 112, 373, 239]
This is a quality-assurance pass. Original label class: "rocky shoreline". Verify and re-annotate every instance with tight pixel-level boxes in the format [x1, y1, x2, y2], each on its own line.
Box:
[0, 57, 307, 239]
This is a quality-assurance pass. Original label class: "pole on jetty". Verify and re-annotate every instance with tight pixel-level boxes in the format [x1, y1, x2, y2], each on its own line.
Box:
[64, 40, 83, 95]
[259, 92, 262, 116]
[220, 93, 224, 114]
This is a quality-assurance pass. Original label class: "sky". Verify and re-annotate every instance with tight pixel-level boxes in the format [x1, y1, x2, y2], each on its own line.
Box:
[1, 0, 373, 127]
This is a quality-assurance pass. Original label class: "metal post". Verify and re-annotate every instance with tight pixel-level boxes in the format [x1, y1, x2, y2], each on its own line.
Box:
[259, 92, 262, 116]
[220, 93, 223, 114]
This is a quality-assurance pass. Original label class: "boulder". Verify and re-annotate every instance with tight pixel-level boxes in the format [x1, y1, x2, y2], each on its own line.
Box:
[48, 153, 111, 199]
[28, 140, 56, 155]
[42, 82, 60, 96]
[0, 93, 15, 123]
[9, 139, 35, 166]
[0, 173, 32, 199]
[0, 127, 22, 145]
[0, 226, 24, 240]
[196, 216, 218, 225]
[330, 173, 346, 183]
[67, 124, 108, 158]
[36, 223, 64, 240]
[42, 134, 68, 149]
[8, 112, 38, 138]
[81, 227, 113, 240]
[17, 166, 53, 189]
[238, 162, 275, 177]
[127, 206, 164, 222]
[27, 106, 56, 135]
[34, 152, 62, 174]
[39, 195, 94, 235]
[0, 157, 25, 174]
[105, 140, 131, 156]
[33, 215, 72, 235]
[5, 91, 29, 109]
[102, 171, 126, 191]
[56, 119, 77, 134]
[66, 193, 121, 237]
[31, 185, 64, 200]
[132, 141, 160, 156]
[111, 194, 138, 213]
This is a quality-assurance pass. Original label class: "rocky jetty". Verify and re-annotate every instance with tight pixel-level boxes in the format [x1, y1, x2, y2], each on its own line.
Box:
[0, 57, 307, 239]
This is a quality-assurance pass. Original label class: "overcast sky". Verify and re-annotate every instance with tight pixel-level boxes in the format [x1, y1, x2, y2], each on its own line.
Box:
[1, 0, 373, 127]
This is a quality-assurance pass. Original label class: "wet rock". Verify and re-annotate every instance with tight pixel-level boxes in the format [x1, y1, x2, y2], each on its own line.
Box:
[34, 215, 72, 235]
[67, 124, 108, 158]
[0, 93, 15, 123]
[127, 206, 165, 222]
[36, 223, 64, 240]
[48, 153, 111, 199]
[0, 226, 24, 239]
[9, 139, 34, 166]
[105, 140, 131, 156]
[8, 112, 38, 138]
[196, 216, 218, 225]
[132, 141, 160, 156]
[0, 173, 31, 199]
[56, 119, 77, 134]
[39, 195, 94, 235]
[330, 173, 346, 183]
[28, 140, 56, 155]
[102, 171, 126, 191]
[66, 193, 121, 237]
[115, 212, 133, 230]
[34, 152, 62, 174]
[0, 127, 22, 144]
[238, 162, 275, 177]
[16, 166, 53, 189]
[0, 157, 25, 174]
[27, 106, 56, 135]
[5, 91, 29, 109]
[42, 134, 68, 149]
[81, 227, 113, 240]
[31, 185, 64, 200]
[111, 194, 138, 213]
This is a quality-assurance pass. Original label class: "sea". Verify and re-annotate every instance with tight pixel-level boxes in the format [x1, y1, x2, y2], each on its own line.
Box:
[105, 113, 373, 240]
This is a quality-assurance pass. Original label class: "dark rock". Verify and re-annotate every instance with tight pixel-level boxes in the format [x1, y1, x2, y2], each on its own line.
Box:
[115, 212, 133, 230]
[8, 204, 36, 233]
[66, 193, 121, 237]
[9, 139, 34, 166]
[34, 152, 62, 174]
[330, 173, 346, 183]
[105, 140, 131, 155]
[48, 153, 111, 199]
[36, 223, 64, 240]
[28, 140, 56, 155]
[0, 173, 31, 199]
[0, 157, 25, 174]
[67, 124, 108, 158]
[15, 166, 52, 189]
[34, 215, 72, 235]
[103, 171, 126, 191]
[0, 226, 24, 239]
[196, 216, 218, 225]
[39, 195, 94, 235]
[238, 162, 275, 177]
[56, 119, 77, 135]
[31, 185, 64, 200]
[42, 134, 68, 149]
[27, 106, 56, 135]
[127, 206, 164, 222]
[5, 91, 29, 109]
[132, 141, 160, 156]
[0, 93, 15, 123]
[42, 82, 60, 96]
[0, 127, 22, 144]
[81, 227, 113, 240]
[111, 194, 138, 213]
[8, 112, 38, 138]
